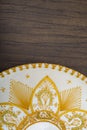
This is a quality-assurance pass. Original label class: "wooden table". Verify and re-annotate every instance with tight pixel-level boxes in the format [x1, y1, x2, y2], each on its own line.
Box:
[0, 0, 87, 76]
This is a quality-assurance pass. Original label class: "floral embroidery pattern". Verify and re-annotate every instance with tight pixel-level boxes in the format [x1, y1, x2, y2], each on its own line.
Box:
[18, 111, 66, 130]
[0, 103, 27, 130]
[31, 76, 60, 113]
[60, 110, 87, 130]
[0, 75, 87, 129]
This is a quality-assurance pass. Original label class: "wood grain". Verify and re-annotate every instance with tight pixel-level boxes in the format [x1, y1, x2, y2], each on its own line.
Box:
[0, 0, 87, 76]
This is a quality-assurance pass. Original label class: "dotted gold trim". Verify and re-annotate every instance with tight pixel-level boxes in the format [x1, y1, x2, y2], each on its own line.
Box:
[0, 63, 87, 84]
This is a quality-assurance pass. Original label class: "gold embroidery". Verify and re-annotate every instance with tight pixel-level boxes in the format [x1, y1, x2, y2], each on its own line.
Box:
[64, 68, 69, 72]
[18, 111, 66, 130]
[38, 63, 42, 68]
[81, 75, 86, 80]
[45, 63, 49, 68]
[0, 126, 3, 130]
[9, 77, 82, 114]
[0, 103, 27, 130]
[0, 63, 87, 84]
[4, 70, 10, 75]
[58, 66, 62, 71]
[76, 72, 81, 78]
[0, 73, 4, 77]
[9, 80, 33, 110]
[26, 74, 30, 79]
[60, 87, 81, 111]
[32, 64, 36, 68]
[60, 110, 87, 130]
[25, 64, 29, 69]
[0, 87, 6, 93]
[31, 76, 60, 113]
[12, 67, 16, 72]
[71, 70, 75, 75]
[67, 80, 72, 84]
[19, 66, 23, 71]
[0, 63, 86, 129]
[52, 64, 56, 69]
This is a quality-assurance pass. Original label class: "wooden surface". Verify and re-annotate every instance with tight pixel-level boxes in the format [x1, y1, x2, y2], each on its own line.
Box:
[0, 0, 87, 76]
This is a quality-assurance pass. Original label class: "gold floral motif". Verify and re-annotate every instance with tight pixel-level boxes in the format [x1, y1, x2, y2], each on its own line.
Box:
[0, 103, 27, 130]
[0, 63, 87, 129]
[60, 110, 87, 130]
[9, 76, 82, 114]
[0, 110, 17, 128]
[35, 87, 53, 108]
[18, 111, 66, 130]
[31, 76, 60, 113]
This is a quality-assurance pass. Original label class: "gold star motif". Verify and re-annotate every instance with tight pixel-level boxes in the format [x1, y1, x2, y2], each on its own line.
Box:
[67, 80, 72, 84]
[0, 87, 6, 92]
[26, 74, 30, 79]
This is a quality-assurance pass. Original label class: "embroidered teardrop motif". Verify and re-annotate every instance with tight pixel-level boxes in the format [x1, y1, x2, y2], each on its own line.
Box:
[31, 76, 60, 113]
[60, 110, 87, 130]
[0, 103, 27, 130]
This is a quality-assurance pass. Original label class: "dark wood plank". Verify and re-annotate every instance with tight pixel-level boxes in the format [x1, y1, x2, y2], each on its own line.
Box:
[0, 0, 87, 76]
